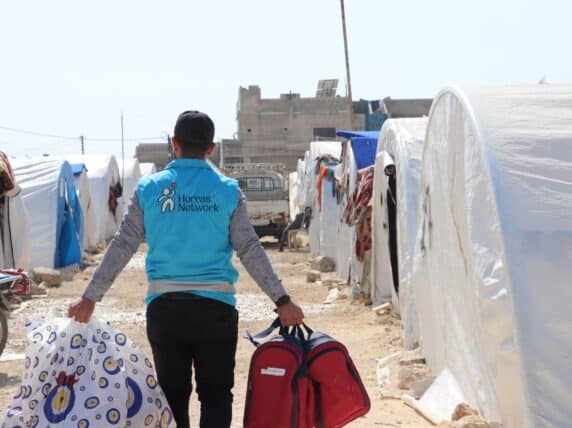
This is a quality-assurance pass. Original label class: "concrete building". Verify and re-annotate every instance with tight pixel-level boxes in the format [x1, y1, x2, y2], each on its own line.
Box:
[223, 84, 366, 171]
[380, 97, 432, 118]
[135, 143, 171, 171]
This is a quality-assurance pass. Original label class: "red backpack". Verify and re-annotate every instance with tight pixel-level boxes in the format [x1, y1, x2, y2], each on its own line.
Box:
[244, 320, 315, 428]
[244, 320, 370, 428]
[305, 327, 370, 428]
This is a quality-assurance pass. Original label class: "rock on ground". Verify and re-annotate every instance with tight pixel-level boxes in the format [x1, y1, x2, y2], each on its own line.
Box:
[31, 267, 62, 287]
[398, 364, 431, 390]
[451, 415, 491, 428]
[306, 270, 321, 282]
[452, 403, 479, 421]
[311, 256, 336, 273]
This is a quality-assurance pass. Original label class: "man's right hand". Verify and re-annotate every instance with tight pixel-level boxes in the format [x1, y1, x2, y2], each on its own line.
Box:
[277, 301, 305, 326]
[68, 296, 96, 323]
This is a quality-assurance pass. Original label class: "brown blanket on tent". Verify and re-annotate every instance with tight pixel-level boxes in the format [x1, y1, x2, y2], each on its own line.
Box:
[0, 152, 19, 197]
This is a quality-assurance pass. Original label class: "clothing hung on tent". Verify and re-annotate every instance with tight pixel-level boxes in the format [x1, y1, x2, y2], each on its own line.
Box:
[344, 166, 375, 262]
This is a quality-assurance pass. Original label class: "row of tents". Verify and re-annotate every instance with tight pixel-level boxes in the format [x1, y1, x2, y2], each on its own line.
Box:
[290, 85, 572, 428]
[0, 155, 157, 271]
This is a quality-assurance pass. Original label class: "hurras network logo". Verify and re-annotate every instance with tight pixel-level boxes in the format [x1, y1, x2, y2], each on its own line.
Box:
[158, 182, 220, 214]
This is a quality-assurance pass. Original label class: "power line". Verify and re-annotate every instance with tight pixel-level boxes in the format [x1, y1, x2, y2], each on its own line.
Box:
[0, 124, 164, 143]
[84, 136, 163, 142]
[0, 125, 77, 140]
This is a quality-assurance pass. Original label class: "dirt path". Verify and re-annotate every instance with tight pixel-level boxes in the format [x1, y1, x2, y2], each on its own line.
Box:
[0, 243, 432, 427]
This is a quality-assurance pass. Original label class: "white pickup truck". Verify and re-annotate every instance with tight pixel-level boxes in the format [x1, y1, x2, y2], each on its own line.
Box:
[227, 165, 289, 239]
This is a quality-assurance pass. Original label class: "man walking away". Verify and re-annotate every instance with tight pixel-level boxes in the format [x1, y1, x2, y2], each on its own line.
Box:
[69, 111, 304, 428]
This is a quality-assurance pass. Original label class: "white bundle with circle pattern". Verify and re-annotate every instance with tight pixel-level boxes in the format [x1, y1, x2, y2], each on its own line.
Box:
[1, 317, 174, 427]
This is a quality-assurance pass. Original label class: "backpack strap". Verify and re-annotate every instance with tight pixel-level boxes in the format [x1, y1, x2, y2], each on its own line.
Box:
[246, 318, 282, 347]
[246, 318, 311, 347]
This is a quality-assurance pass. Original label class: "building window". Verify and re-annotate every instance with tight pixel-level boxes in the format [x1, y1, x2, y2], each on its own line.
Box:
[313, 127, 336, 139]
[238, 177, 275, 191]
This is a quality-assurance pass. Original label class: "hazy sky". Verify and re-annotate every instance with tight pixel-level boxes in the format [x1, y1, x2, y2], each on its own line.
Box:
[1, 0, 569, 160]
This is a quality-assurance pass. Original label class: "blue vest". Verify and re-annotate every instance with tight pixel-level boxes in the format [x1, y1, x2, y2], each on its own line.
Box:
[137, 159, 240, 285]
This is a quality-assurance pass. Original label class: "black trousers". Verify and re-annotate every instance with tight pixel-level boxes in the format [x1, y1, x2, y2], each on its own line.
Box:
[146, 293, 239, 428]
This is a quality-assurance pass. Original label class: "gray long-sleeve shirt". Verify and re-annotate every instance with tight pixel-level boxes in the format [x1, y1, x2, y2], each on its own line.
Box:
[83, 191, 287, 303]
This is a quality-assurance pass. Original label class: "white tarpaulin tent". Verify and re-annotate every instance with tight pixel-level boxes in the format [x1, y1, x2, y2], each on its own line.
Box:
[412, 85, 572, 427]
[298, 150, 311, 212]
[371, 118, 427, 321]
[68, 155, 123, 246]
[139, 162, 157, 177]
[70, 163, 98, 252]
[0, 182, 30, 270]
[301, 141, 342, 256]
[11, 159, 83, 269]
[121, 158, 142, 201]
[318, 168, 339, 259]
[288, 171, 299, 222]
[334, 162, 350, 281]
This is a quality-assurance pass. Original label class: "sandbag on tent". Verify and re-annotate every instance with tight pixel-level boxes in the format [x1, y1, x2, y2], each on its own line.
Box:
[0, 154, 30, 270]
[71, 164, 98, 252]
[11, 159, 82, 270]
[139, 162, 157, 177]
[371, 118, 427, 328]
[68, 155, 123, 246]
[2, 317, 174, 427]
[412, 85, 572, 427]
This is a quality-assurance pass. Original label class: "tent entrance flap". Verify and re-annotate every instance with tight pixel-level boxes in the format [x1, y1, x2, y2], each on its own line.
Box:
[55, 204, 82, 268]
[387, 173, 399, 294]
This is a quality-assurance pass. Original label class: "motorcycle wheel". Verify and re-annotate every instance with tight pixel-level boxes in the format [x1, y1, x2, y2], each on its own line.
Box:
[0, 311, 8, 357]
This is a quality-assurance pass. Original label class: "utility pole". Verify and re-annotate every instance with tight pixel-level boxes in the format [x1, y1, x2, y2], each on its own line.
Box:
[80, 135, 85, 155]
[121, 111, 125, 186]
[340, 0, 354, 130]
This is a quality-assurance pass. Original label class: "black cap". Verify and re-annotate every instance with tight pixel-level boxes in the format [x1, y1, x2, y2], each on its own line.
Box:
[174, 110, 215, 145]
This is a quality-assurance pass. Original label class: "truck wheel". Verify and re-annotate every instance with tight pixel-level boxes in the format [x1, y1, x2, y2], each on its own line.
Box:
[0, 311, 8, 357]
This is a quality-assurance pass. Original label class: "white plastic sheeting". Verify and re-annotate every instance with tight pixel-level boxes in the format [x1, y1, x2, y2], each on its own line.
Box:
[297, 151, 311, 212]
[68, 155, 123, 246]
[303, 141, 342, 256]
[371, 118, 427, 325]
[288, 172, 299, 222]
[73, 166, 98, 252]
[121, 158, 142, 201]
[0, 191, 30, 270]
[11, 159, 81, 269]
[334, 148, 357, 283]
[318, 173, 338, 259]
[413, 85, 572, 427]
[139, 162, 157, 177]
